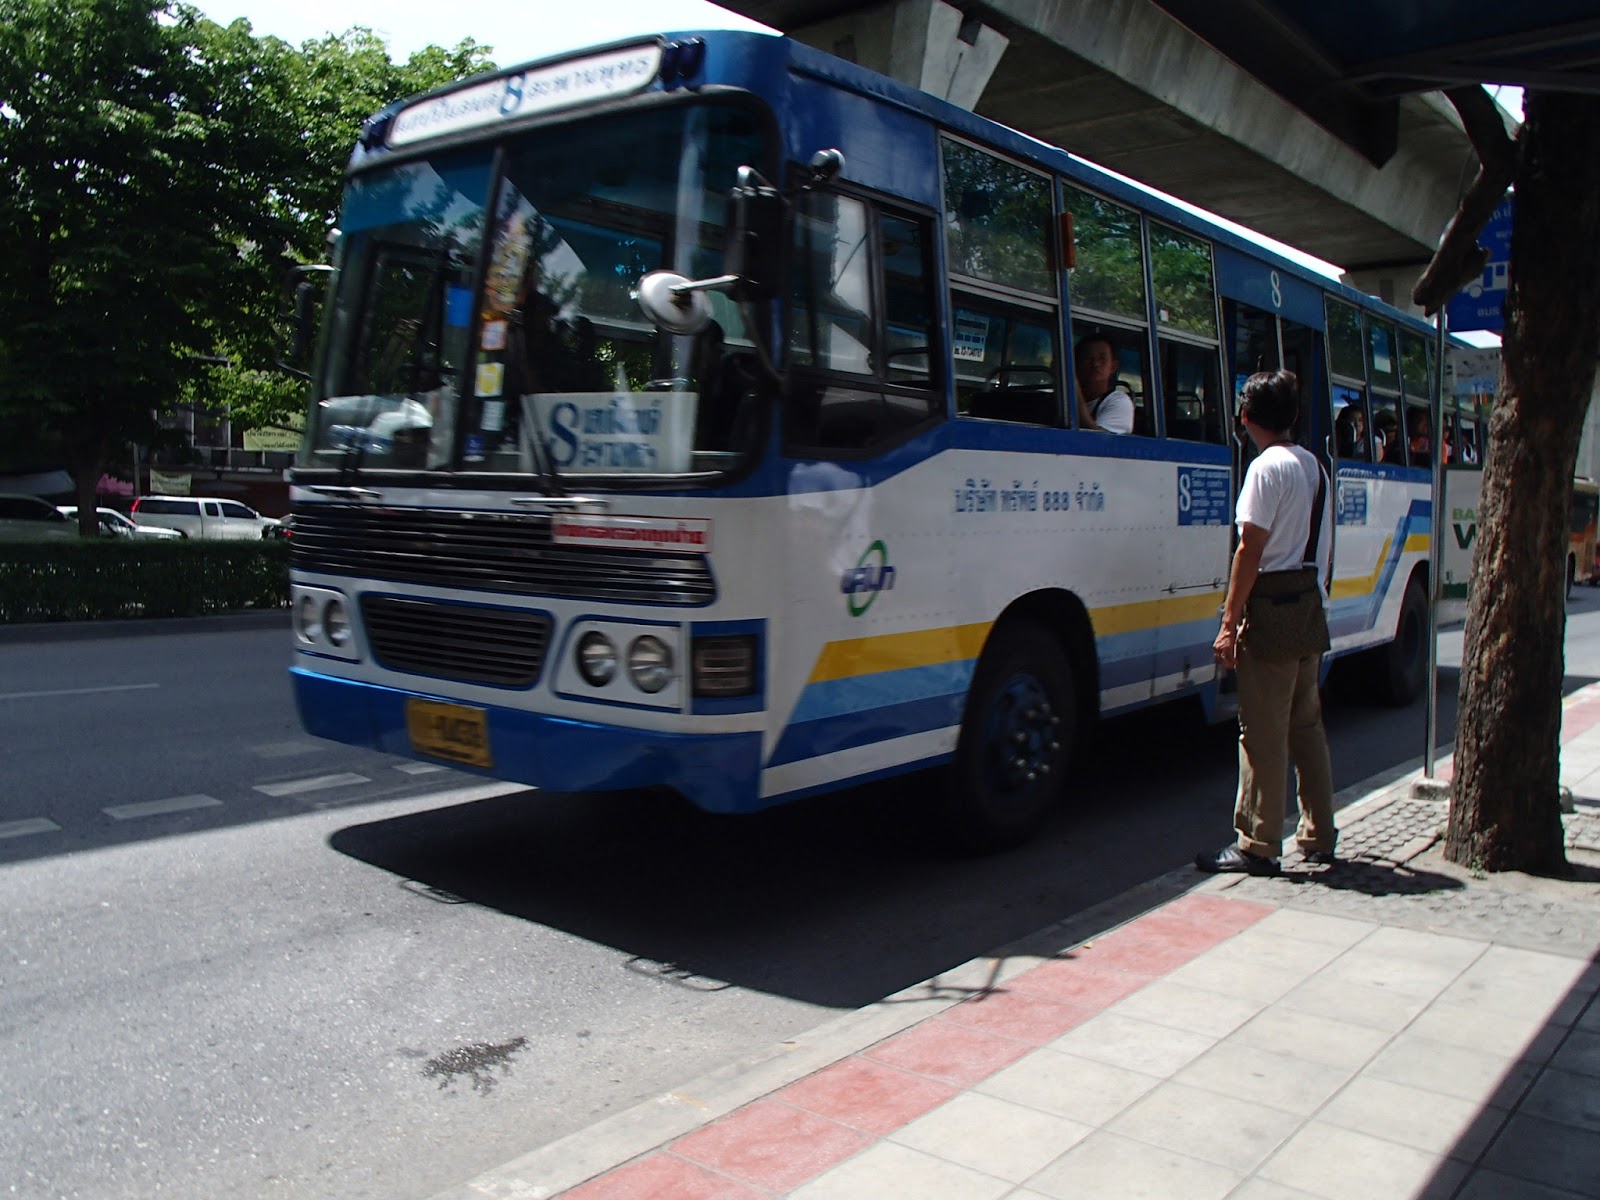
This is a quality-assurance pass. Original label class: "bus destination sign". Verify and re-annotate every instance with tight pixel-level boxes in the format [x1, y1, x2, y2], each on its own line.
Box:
[388, 44, 663, 148]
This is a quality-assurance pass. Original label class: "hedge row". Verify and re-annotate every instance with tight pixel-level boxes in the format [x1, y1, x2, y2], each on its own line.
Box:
[0, 540, 290, 623]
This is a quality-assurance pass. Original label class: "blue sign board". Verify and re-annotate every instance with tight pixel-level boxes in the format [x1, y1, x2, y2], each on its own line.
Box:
[1445, 197, 1513, 333]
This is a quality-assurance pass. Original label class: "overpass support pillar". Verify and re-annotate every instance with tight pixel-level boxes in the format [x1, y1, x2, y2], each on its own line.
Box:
[795, 0, 1009, 110]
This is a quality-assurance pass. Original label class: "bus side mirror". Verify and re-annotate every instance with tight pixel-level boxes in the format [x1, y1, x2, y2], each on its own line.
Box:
[723, 176, 784, 304]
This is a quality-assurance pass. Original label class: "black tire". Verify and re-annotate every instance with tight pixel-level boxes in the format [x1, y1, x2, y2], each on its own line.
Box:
[944, 619, 1075, 852]
[1374, 574, 1428, 706]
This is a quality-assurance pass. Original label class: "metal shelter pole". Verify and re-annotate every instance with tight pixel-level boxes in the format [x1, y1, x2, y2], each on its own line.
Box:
[1425, 308, 1449, 777]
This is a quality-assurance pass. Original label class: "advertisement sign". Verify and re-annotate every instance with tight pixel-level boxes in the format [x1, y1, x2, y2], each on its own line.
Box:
[550, 514, 712, 553]
[1445, 197, 1513, 334]
[1440, 466, 1484, 600]
[243, 415, 305, 453]
[149, 470, 192, 495]
[521, 391, 695, 474]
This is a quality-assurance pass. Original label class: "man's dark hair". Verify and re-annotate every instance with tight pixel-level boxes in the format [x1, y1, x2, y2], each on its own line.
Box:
[1074, 333, 1116, 361]
[1240, 369, 1299, 434]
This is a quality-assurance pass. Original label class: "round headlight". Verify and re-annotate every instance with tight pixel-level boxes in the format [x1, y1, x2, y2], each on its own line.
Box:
[295, 593, 322, 642]
[323, 597, 351, 647]
[628, 635, 674, 694]
[577, 631, 618, 686]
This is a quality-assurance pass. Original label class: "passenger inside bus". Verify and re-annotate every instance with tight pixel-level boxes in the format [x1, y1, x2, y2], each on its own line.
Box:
[1074, 334, 1134, 433]
[1375, 409, 1403, 464]
[1407, 408, 1433, 467]
[1335, 405, 1366, 458]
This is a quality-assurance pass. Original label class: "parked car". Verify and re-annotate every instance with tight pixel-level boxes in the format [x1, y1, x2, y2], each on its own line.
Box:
[263, 514, 294, 540]
[129, 496, 281, 540]
[0, 493, 80, 542]
[58, 505, 183, 540]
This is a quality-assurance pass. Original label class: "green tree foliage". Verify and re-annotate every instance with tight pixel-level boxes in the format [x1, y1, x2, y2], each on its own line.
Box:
[0, 0, 492, 527]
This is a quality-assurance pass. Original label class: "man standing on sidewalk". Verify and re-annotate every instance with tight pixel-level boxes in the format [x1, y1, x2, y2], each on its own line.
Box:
[1198, 369, 1338, 876]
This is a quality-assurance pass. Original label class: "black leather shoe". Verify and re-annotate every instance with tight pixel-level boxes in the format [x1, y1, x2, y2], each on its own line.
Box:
[1195, 844, 1280, 876]
[1302, 849, 1338, 866]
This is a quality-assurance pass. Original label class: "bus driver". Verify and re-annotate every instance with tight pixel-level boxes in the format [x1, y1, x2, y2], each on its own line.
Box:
[1074, 334, 1134, 434]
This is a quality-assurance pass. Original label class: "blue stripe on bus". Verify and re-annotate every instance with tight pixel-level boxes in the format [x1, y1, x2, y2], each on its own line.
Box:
[767, 691, 967, 767]
[789, 659, 976, 724]
[1329, 499, 1430, 638]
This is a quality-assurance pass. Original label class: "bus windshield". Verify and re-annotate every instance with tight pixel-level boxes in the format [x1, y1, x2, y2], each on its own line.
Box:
[302, 101, 770, 480]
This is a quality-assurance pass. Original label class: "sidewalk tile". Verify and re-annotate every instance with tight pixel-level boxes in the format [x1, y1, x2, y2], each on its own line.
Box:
[1210, 928, 1349, 978]
[1004, 959, 1149, 1009]
[669, 1100, 872, 1193]
[1406, 999, 1567, 1059]
[1251, 909, 1377, 949]
[1258, 1122, 1469, 1199]
[1441, 947, 1599, 1026]
[1159, 955, 1306, 1005]
[975, 1049, 1159, 1125]
[1109, 978, 1265, 1038]
[1172, 1042, 1352, 1116]
[1047, 1011, 1214, 1078]
[1364, 1033, 1542, 1106]
[560, 1152, 767, 1200]
[863, 1020, 1032, 1086]
[940, 989, 1098, 1044]
[1160, 892, 1276, 933]
[1024, 1128, 1241, 1199]
[1519, 1067, 1600, 1133]
[786, 1141, 1010, 1200]
[1551, 1029, 1600, 1078]
[1225, 1005, 1393, 1070]
[775, 1057, 958, 1135]
[1105, 1080, 1304, 1172]
[1280, 975, 1431, 1032]
[1456, 1167, 1600, 1199]
[1318, 1076, 1504, 1159]
[1312, 948, 1473, 1000]
[887, 1092, 1092, 1182]
[1227, 1182, 1326, 1199]
[1482, 1113, 1600, 1195]
[1351, 926, 1488, 969]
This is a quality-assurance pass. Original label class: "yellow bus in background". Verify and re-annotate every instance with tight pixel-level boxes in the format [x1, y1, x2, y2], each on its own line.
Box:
[1570, 476, 1598, 595]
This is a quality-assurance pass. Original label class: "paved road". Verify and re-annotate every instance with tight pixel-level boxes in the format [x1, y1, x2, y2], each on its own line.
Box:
[2, 596, 1597, 1199]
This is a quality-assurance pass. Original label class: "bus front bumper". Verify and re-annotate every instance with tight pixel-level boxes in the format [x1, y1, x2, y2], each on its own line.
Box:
[291, 668, 763, 814]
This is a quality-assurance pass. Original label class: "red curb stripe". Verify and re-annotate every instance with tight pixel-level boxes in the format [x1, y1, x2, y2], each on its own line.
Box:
[559, 1150, 769, 1199]
[775, 1056, 958, 1134]
[669, 1098, 873, 1193]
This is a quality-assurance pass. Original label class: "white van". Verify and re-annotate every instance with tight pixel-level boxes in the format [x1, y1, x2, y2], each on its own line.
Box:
[0, 493, 80, 541]
[130, 496, 281, 540]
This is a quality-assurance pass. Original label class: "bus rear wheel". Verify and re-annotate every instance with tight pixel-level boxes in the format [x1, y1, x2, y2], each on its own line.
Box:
[1373, 575, 1428, 706]
[944, 619, 1075, 852]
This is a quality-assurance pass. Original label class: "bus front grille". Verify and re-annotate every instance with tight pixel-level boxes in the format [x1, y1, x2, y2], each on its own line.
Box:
[360, 595, 550, 688]
[290, 505, 715, 606]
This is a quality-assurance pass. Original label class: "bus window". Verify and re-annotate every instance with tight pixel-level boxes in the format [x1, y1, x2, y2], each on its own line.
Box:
[1150, 223, 1217, 339]
[1404, 401, 1433, 467]
[1161, 339, 1224, 443]
[955, 297, 1061, 425]
[1279, 319, 1321, 455]
[787, 193, 941, 451]
[1229, 303, 1279, 391]
[1326, 298, 1364, 380]
[1072, 321, 1151, 435]
[941, 138, 1053, 297]
[1063, 184, 1146, 321]
[1332, 384, 1369, 460]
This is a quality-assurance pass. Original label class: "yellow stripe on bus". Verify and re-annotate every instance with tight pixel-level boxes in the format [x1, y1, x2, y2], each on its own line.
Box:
[1088, 590, 1227, 637]
[807, 621, 994, 683]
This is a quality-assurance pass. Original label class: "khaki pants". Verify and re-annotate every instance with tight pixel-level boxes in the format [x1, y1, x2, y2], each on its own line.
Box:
[1234, 648, 1336, 858]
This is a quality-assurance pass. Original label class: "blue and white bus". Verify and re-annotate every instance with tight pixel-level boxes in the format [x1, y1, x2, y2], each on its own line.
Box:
[289, 30, 1445, 848]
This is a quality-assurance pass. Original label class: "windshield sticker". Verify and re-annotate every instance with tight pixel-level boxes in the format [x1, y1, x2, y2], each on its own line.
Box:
[474, 362, 504, 398]
[389, 45, 663, 148]
[522, 391, 695, 474]
[953, 313, 989, 362]
[479, 399, 506, 433]
[481, 320, 507, 352]
[551, 515, 712, 553]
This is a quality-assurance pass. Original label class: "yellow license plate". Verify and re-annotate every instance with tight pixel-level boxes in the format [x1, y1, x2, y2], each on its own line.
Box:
[406, 698, 493, 768]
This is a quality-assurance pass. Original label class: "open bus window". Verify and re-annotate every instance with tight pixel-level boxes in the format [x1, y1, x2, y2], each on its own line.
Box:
[1332, 386, 1369, 460]
[1071, 322, 1151, 435]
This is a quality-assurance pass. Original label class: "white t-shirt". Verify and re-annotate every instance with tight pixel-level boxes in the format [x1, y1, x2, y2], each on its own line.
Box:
[1237, 444, 1333, 577]
[1088, 389, 1134, 434]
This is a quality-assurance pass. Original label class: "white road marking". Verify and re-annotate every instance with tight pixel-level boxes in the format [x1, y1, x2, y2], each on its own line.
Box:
[0, 818, 61, 839]
[0, 683, 160, 702]
[104, 795, 223, 820]
[394, 763, 447, 775]
[253, 773, 370, 797]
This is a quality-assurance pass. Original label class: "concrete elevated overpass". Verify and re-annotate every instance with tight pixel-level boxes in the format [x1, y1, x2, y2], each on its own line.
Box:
[714, 0, 1549, 305]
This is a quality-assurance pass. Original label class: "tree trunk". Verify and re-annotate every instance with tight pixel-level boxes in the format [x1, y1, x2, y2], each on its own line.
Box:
[72, 448, 103, 539]
[1447, 91, 1600, 877]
